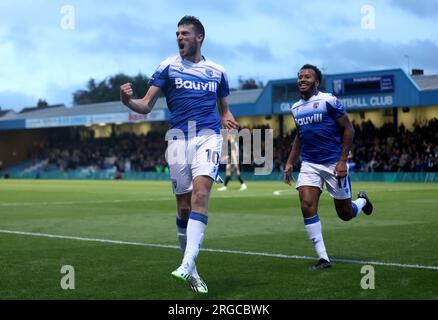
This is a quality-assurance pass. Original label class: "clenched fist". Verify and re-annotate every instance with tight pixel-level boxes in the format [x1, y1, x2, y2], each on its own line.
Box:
[120, 83, 133, 106]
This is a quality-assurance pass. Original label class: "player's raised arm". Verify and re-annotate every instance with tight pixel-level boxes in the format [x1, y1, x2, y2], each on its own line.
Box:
[217, 97, 239, 130]
[120, 83, 161, 115]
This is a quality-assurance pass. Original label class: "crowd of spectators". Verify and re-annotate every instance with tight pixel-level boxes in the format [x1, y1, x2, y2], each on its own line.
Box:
[25, 118, 438, 174]
[274, 118, 438, 173]
[350, 118, 438, 172]
[30, 131, 168, 174]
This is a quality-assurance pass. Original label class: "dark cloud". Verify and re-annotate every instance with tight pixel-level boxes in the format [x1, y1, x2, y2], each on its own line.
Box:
[203, 40, 239, 62]
[388, 0, 438, 19]
[4, 25, 37, 52]
[204, 40, 277, 66]
[169, 0, 241, 17]
[46, 82, 79, 106]
[251, 1, 356, 28]
[236, 42, 278, 61]
[299, 39, 438, 75]
[78, 12, 176, 58]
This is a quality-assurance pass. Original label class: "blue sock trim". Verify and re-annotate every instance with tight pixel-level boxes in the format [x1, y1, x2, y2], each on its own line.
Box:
[176, 216, 188, 228]
[352, 203, 359, 217]
[190, 211, 208, 225]
[304, 214, 320, 225]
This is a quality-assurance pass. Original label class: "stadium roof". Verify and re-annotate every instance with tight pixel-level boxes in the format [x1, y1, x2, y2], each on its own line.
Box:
[0, 89, 263, 122]
[0, 109, 17, 119]
[19, 103, 65, 114]
[2, 100, 165, 120]
[227, 88, 263, 104]
[1, 69, 437, 131]
[412, 75, 438, 91]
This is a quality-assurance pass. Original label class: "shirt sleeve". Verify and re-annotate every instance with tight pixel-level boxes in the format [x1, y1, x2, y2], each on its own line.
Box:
[148, 59, 170, 89]
[326, 96, 346, 119]
[217, 71, 230, 98]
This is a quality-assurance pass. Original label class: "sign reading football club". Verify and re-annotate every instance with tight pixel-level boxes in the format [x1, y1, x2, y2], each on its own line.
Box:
[339, 95, 394, 109]
[277, 94, 394, 113]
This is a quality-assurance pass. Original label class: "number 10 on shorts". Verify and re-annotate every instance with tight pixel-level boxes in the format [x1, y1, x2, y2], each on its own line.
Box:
[206, 149, 220, 164]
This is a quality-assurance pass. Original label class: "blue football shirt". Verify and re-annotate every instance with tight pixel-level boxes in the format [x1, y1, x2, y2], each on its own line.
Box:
[291, 91, 347, 164]
[149, 55, 230, 135]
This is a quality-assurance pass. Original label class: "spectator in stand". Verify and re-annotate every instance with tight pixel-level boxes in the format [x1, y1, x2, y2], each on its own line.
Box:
[0, 161, 9, 178]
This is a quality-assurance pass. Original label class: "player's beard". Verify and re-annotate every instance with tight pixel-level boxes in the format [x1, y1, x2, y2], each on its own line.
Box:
[181, 39, 198, 60]
[299, 83, 316, 99]
[298, 82, 312, 93]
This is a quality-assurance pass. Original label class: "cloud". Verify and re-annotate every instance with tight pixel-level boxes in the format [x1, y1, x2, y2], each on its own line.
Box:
[0, 91, 38, 111]
[46, 82, 79, 107]
[78, 12, 175, 53]
[4, 24, 38, 52]
[169, 0, 242, 17]
[235, 42, 278, 62]
[299, 39, 438, 74]
[388, 0, 438, 19]
[252, 0, 357, 28]
[204, 39, 277, 65]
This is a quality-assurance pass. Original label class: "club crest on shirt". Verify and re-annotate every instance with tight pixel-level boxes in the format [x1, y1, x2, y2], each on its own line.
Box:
[206, 69, 214, 77]
[313, 102, 319, 109]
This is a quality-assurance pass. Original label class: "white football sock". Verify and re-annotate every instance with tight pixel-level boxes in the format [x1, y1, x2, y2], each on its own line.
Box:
[352, 198, 366, 217]
[181, 212, 208, 273]
[304, 215, 330, 262]
[176, 215, 200, 277]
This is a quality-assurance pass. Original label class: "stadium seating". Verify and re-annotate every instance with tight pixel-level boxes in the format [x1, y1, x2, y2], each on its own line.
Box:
[8, 119, 437, 175]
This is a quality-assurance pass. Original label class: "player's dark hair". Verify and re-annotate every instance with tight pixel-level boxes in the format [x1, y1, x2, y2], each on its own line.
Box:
[178, 16, 205, 40]
[299, 64, 322, 82]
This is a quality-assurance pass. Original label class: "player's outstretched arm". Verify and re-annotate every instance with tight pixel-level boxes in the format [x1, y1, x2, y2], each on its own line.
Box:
[284, 134, 300, 185]
[120, 83, 161, 115]
[218, 97, 239, 130]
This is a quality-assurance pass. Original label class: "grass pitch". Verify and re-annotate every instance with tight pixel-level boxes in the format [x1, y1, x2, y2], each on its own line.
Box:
[0, 179, 437, 299]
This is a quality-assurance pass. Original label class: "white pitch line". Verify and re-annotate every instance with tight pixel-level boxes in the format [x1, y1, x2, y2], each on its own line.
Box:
[218, 194, 275, 198]
[0, 229, 178, 249]
[0, 199, 171, 206]
[0, 229, 437, 271]
[0, 194, 273, 206]
[272, 189, 295, 196]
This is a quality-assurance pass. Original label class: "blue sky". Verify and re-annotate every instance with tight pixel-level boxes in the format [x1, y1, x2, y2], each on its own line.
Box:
[1, 0, 437, 111]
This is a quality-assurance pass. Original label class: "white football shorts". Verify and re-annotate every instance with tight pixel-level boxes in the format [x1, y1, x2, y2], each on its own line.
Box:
[167, 134, 223, 195]
[296, 161, 352, 200]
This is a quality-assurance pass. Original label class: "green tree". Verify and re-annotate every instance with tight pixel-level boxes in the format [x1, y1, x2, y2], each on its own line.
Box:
[36, 99, 49, 108]
[73, 73, 150, 105]
[238, 77, 264, 90]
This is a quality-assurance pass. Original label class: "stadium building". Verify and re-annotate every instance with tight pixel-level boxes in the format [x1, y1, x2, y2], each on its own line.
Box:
[0, 68, 437, 180]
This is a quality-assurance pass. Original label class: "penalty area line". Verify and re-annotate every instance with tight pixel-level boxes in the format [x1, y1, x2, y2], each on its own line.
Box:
[0, 229, 437, 271]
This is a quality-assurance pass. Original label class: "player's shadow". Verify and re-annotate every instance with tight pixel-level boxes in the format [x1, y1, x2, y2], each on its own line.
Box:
[190, 276, 271, 300]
